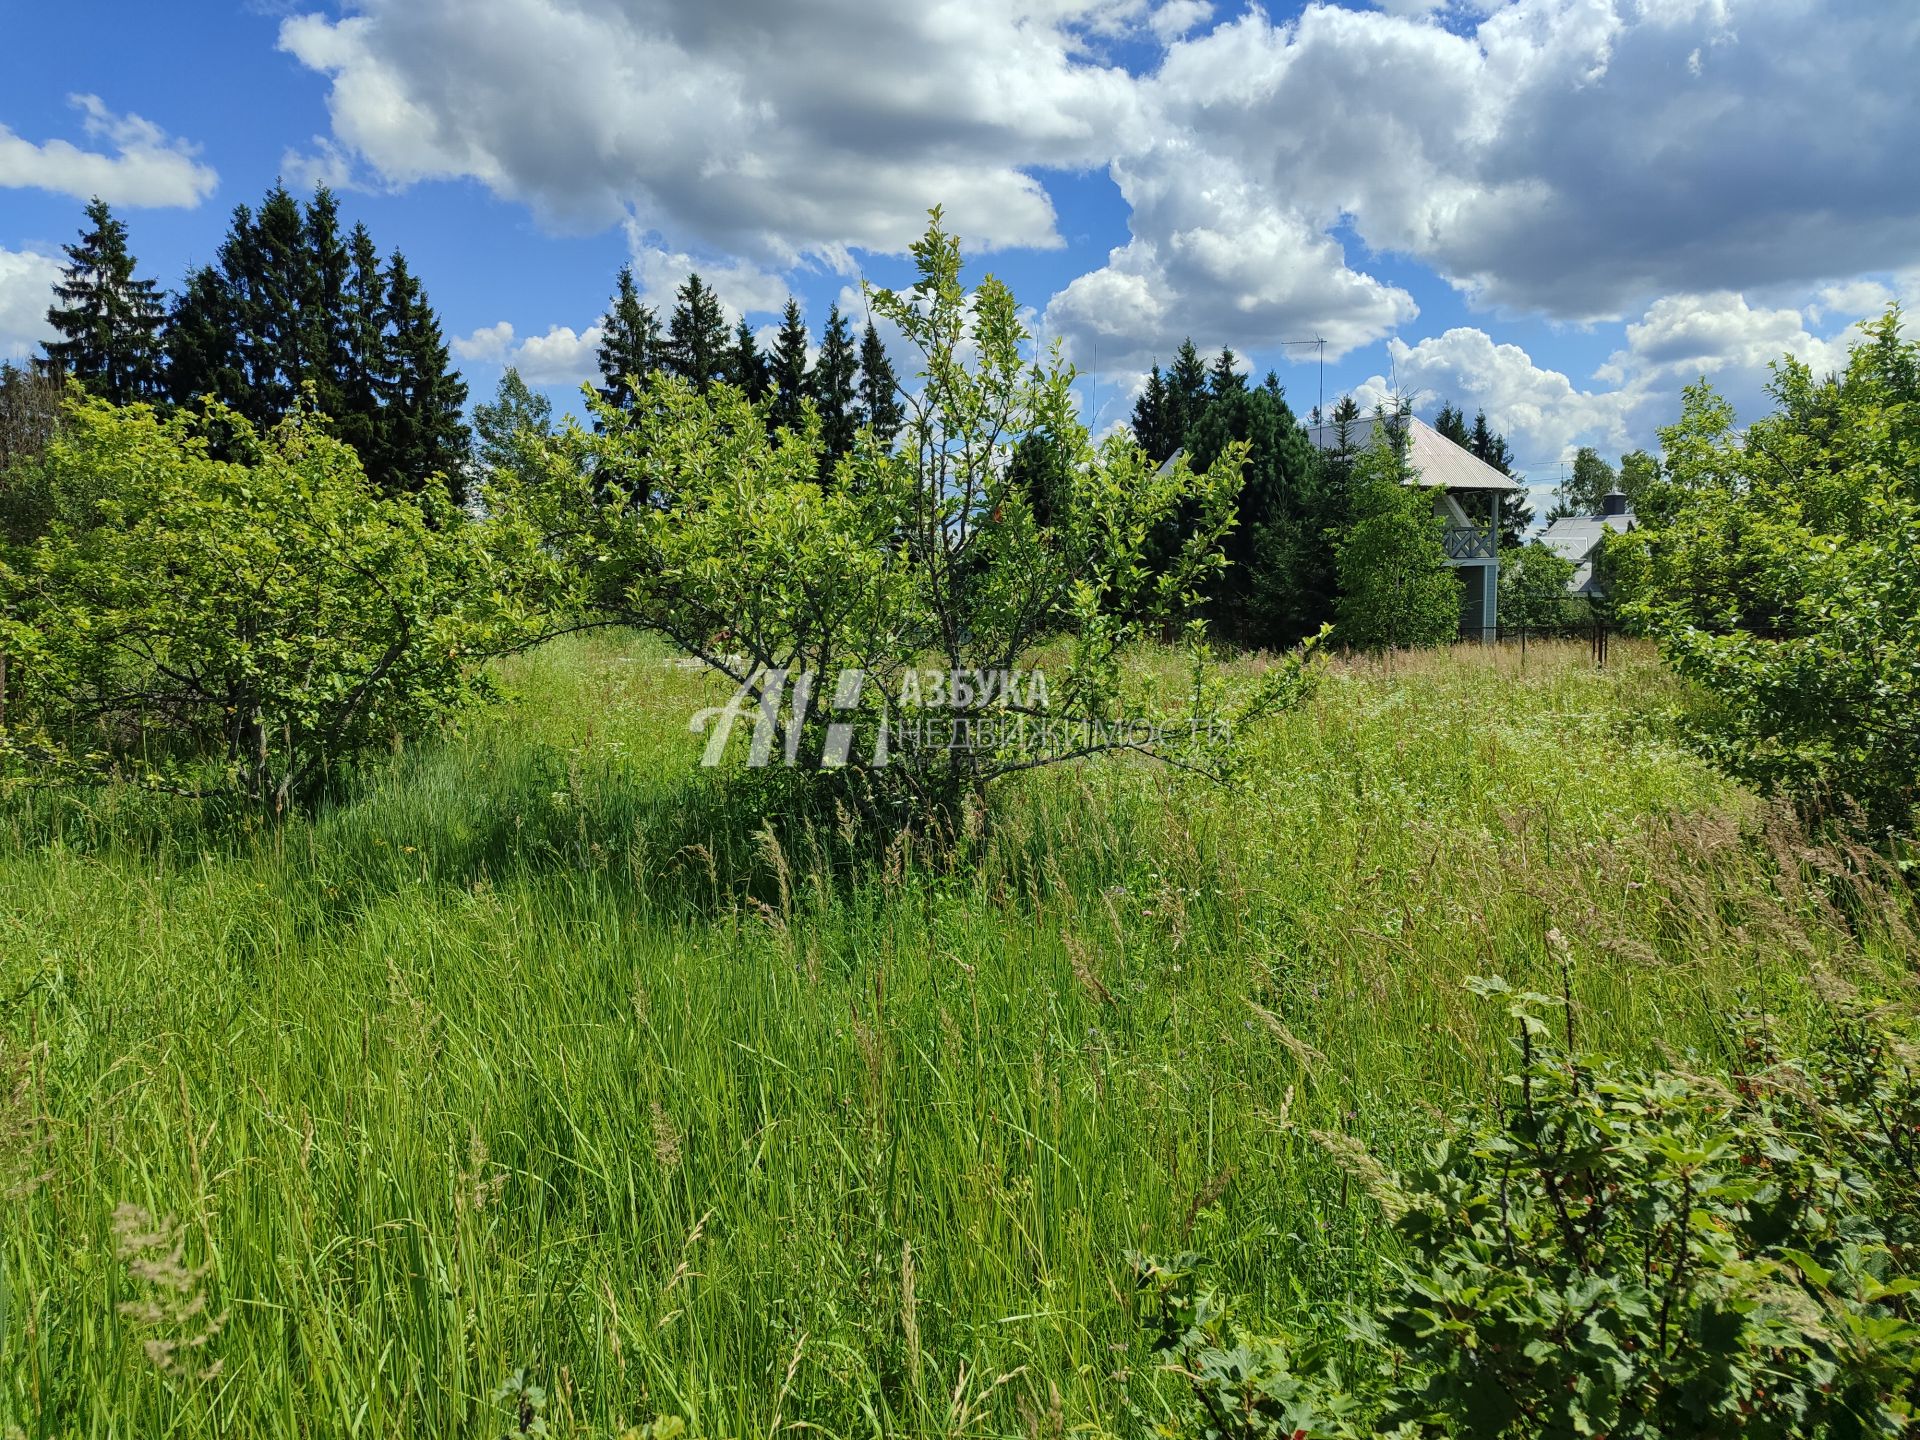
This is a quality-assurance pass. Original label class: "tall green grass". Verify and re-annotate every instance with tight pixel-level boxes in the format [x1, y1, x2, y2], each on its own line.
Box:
[1, 635, 1911, 1437]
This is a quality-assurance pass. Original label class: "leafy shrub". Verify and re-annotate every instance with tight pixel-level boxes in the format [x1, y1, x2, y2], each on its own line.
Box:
[1613, 309, 1920, 833]
[0, 396, 523, 809]
[1498, 540, 1582, 636]
[1334, 430, 1460, 651]
[1134, 977, 1920, 1438]
[492, 211, 1316, 815]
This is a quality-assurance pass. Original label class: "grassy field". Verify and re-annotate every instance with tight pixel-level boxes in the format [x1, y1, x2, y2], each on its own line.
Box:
[1, 635, 1912, 1438]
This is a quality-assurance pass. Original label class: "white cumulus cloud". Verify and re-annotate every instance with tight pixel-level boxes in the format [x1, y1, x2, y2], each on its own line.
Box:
[0, 248, 62, 362]
[453, 320, 605, 385]
[275, 0, 1920, 411]
[1351, 286, 1882, 480]
[1049, 0, 1920, 372]
[279, 0, 1144, 258]
[0, 95, 218, 208]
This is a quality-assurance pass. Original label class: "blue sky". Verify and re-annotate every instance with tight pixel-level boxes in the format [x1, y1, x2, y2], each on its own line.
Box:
[3, 0, 1916, 511]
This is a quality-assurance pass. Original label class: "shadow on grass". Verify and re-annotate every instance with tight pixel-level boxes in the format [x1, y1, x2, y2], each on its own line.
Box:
[2, 714, 1201, 938]
[294, 739, 966, 926]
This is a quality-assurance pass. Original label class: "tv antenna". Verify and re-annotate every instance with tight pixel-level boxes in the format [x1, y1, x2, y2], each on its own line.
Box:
[1278, 337, 1327, 422]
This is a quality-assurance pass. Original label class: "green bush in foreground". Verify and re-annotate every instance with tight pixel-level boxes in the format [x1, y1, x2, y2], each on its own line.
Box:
[492, 210, 1316, 819]
[1136, 977, 1920, 1439]
[1333, 428, 1460, 652]
[1614, 309, 1920, 835]
[0, 395, 524, 809]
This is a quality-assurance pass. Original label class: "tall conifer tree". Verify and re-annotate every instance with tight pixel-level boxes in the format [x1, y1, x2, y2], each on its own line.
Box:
[159, 186, 467, 498]
[1131, 364, 1174, 464]
[1468, 410, 1514, 475]
[767, 299, 811, 436]
[302, 187, 353, 421]
[1207, 347, 1247, 400]
[723, 318, 768, 401]
[595, 266, 661, 415]
[42, 197, 165, 403]
[666, 273, 729, 391]
[812, 305, 859, 475]
[857, 320, 902, 447]
[331, 223, 388, 466]
[243, 184, 313, 418]
[162, 264, 236, 408]
[378, 251, 469, 503]
[1165, 338, 1208, 453]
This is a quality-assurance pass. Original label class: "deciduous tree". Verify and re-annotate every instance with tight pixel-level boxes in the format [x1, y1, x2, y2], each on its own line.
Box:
[1335, 425, 1459, 650]
[0, 397, 520, 808]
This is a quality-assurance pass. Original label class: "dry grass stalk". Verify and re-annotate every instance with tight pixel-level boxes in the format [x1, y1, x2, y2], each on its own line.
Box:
[1245, 998, 1325, 1076]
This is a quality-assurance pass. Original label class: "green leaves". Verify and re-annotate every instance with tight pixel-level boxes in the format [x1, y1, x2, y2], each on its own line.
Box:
[1620, 307, 1920, 833]
[0, 395, 531, 809]
[1139, 980, 1920, 1439]
[499, 208, 1315, 810]
[1333, 426, 1461, 651]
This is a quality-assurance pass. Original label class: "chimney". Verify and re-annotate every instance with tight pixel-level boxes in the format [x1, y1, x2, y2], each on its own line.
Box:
[1601, 489, 1629, 517]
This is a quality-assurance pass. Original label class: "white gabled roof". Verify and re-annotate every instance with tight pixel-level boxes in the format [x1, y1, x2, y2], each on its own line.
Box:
[1305, 414, 1523, 492]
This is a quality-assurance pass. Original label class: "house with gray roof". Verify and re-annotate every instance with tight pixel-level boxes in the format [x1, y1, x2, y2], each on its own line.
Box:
[1539, 491, 1635, 597]
[1304, 413, 1523, 641]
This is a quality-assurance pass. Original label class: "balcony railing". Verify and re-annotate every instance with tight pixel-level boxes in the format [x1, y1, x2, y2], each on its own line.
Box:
[1443, 524, 1497, 561]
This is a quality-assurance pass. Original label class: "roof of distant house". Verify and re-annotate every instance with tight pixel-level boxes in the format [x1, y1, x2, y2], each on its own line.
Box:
[1539, 513, 1635, 562]
[1540, 511, 1636, 595]
[1304, 414, 1523, 492]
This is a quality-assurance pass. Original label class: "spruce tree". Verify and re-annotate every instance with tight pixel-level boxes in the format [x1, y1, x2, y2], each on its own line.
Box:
[302, 187, 353, 421]
[666, 272, 729, 391]
[1184, 371, 1321, 645]
[1464, 408, 1529, 540]
[171, 186, 324, 424]
[164, 265, 239, 409]
[332, 223, 388, 468]
[812, 305, 859, 476]
[767, 298, 811, 437]
[857, 320, 903, 447]
[42, 197, 166, 403]
[595, 265, 661, 415]
[1009, 427, 1073, 532]
[1131, 365, 1173, 463]
[378, 251, 470, 504]
[1207, 347, 1247, 400]
[244, 184, 314, 419]
[1468, 410, 1513, 475]
[1165, 339, 1208, 453]
[1434, 400, 1470, 448]
[160, 187, 466, 497]
[723, 318, 768, 401]
[1319, 394, 1365, 533]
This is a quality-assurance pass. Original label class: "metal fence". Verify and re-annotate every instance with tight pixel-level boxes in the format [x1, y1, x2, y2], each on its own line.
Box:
[1483, 614, 1613, 665]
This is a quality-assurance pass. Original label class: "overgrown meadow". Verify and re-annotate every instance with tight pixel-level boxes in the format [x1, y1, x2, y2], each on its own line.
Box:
[3, 635, 1910, 1437]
